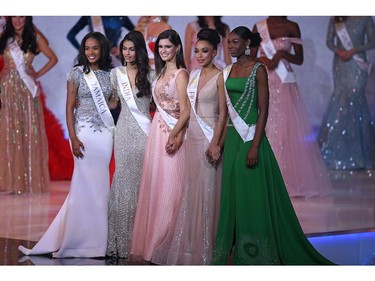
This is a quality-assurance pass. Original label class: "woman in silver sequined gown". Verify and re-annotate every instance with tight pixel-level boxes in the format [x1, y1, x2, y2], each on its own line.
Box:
[318, 16, 375, 170]
[106, 31, 154, 259]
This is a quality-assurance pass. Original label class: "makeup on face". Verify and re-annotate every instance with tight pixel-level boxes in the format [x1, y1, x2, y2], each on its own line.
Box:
[85, 38, 101, 66]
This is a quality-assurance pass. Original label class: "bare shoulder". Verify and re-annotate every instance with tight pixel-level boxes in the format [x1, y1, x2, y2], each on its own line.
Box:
[177, 68, 189, 80]
[286, 19, 301, 36]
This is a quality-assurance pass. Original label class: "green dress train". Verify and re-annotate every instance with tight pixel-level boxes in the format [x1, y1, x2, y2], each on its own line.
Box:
[211, 63, 334, 265]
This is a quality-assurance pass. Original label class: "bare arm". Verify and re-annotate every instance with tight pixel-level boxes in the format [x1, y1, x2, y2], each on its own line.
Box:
[206, 72, 228, 162]
[165, 69, 189, 155]
[66, 78, 84, 159]
[272, 22, 303, 66]
[184, 23, 194, 70]
[35, 33, 58, 79]
[222, 26, 232, 65]
[246, 65, 269, 168]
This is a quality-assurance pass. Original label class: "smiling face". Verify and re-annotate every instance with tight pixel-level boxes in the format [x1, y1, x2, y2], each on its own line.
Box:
[12, 16, 26, 35]
[85, 37, 101, 67]
[122, 40, 136, 65]
[194, 40, 217, 68]
[158, 38, 179, 62]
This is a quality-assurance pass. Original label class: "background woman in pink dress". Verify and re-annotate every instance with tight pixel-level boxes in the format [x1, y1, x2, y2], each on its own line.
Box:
[130, 29, 189, 263]
[251, 16, 332, 198]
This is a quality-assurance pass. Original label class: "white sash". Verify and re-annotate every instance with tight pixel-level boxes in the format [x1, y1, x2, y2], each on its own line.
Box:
[83, 68, 115, 132]
[256, 19, 297, 83]
[116, 67, 151, 135]
[152, 75, 178, 129]
[7, 38, 39, 98]
[91, 16, 106, 35]
[223, 64, 256, 143]
[335, 22, 372, 74]
[187, 69, 214, 142]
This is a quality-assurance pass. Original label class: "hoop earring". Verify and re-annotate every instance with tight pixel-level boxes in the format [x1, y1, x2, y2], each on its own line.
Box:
[245, 45, 250, 56]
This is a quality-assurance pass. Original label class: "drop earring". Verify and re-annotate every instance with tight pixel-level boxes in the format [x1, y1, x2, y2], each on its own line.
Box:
[245, 45, 250, 56]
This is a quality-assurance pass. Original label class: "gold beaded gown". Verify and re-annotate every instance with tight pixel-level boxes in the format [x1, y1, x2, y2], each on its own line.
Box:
[0, 45, 49, 194]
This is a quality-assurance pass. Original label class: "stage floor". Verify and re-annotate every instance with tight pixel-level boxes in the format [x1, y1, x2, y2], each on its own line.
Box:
[0, 169, 375, 266]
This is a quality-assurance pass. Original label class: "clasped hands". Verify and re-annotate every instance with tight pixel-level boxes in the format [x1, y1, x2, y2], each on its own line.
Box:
[205, 144, 221, 166]
[165, 132, 184, 156]
[336, 48, 355, 62]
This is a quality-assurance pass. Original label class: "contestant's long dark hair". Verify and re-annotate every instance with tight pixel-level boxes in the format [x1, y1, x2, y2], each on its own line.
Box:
[119, 30, 151, 98]
[0, 16, 38, 54]
[75, 31, 112, 74]
[231, 26, 262, 48]
[197, 16, 229, 38]
[154, 29, 186, 76]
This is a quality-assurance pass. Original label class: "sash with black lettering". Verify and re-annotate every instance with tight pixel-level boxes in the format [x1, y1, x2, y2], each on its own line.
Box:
[223, 64, 256, 142]
[187, 69, 214, 142]
[256, 19, 297, 84]
[83, 68, 115, 132]
[116, 67, 151, 135]
[7, 38, 39, 97]
[335, 21, 372, 74]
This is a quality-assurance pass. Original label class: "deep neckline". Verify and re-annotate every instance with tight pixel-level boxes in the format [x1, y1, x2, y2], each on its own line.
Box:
[197, 71, 221, 93]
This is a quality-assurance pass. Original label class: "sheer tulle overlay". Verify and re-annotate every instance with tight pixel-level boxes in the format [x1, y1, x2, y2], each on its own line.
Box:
[261, 37, 332, 198]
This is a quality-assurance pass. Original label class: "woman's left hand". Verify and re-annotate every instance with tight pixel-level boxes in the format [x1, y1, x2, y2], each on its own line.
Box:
[246, 145, 259, 169]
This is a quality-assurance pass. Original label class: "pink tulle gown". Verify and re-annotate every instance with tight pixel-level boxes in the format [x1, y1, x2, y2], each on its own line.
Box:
[130, 68, 187, 262]
[261, 37, 332, 198]
[152, 72, 223, 265]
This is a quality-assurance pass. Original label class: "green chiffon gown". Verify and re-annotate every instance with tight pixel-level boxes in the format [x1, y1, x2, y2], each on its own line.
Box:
[211, 63, 334, 265]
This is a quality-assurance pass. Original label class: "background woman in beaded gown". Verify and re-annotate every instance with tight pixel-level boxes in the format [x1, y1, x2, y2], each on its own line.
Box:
[184, 16, 232, 71]
[19, 32, 116, 258]
[106, 30, 154, 260]
[152, 28, 227, 265]
[211, 26, 333, 265]
[130, 29, 189, 263]
[251, 16, 332, 198]
[0, 16, 57, 194]
[318, 16, 375, 170]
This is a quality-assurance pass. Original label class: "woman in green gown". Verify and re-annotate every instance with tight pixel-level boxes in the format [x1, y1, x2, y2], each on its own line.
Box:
[211, 26, 334, 265]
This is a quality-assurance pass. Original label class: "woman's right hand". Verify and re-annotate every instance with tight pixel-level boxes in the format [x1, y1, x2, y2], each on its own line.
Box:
[259, 56, 277, 70]
[71, 138, 85, 159]
[75, 99, 81, 109]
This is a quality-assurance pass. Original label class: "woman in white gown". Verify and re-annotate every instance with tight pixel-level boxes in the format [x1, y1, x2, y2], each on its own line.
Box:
[18, 32, 116, 258]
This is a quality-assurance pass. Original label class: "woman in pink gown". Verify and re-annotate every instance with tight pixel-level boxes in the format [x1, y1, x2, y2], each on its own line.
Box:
[130, 29, 189, 263]
[251, 17, 332, 198]
[152, 28, 228, 265]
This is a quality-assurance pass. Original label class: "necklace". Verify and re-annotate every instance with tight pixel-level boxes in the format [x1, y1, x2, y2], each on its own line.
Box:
[150, 16, 162, 23]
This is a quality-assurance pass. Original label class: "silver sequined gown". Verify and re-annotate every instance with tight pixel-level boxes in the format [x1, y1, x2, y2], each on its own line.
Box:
[318, 16, 375, 170]
[106, 67, 153, 258]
